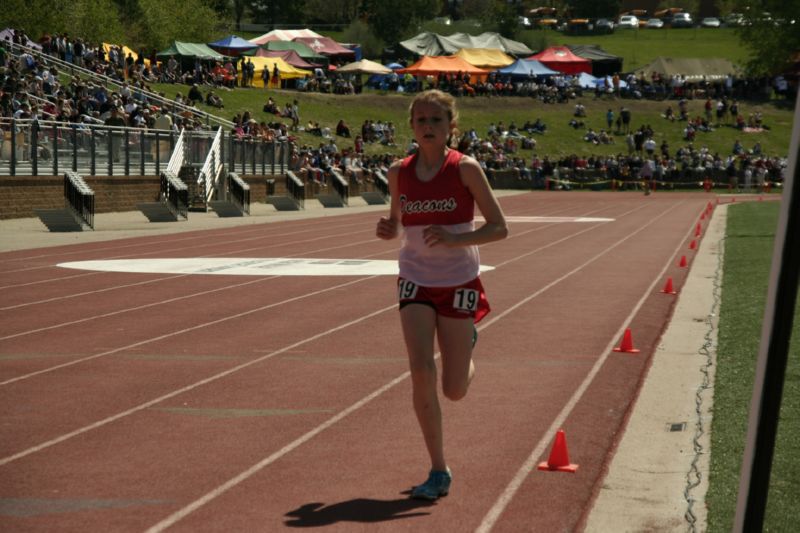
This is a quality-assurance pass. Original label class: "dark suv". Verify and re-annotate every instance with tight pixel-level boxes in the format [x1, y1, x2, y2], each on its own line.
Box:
[671, 12, 694, 27]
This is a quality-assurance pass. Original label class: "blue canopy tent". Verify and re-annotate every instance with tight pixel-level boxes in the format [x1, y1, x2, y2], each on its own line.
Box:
[367, 63, 406, 90]
[495, 59, 558, 79]
[207, 35, 258, 57]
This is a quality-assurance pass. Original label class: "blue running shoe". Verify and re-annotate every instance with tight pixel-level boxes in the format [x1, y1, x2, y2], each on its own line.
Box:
[411, 469, 452, 500]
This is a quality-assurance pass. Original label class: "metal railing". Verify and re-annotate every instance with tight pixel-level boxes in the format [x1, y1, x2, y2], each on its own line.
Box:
[160, 171, 189, 220]
[0, 118, 181, 177]
[372, 169, 390, 199]
[198, 127, 224, 203]
[228, 136, 289, 176]
[286, 171, 306, 209]
[228, 172, 251, 215]
[64, 171, 95, 229]
[1, 119, 290, 179]
[166, 128, 186, 176]
[330, 169, 350, 206]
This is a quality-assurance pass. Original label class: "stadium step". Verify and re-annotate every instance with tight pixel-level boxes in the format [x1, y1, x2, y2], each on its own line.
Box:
[34, 208, 91, 232]
[137, 202, 186, 222]
[360, 191, 387, 205]
[209, 200, 247, 217]
[266, 195, 301, 211]
[316, 193, 345, 208]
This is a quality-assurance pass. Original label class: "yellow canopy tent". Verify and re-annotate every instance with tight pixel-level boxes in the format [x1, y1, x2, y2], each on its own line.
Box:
[240, 56, 311, 88]
[454, 48, 514, 69]
[102, 42, 151, 68]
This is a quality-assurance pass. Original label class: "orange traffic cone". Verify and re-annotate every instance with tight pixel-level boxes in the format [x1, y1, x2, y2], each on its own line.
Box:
[700, 212, 705, 221]
[613, 328, 640, 353]
[689, 239, 697, 250]
[695, 223, 702, 237]
[679, 255, 688, 267]
[660, 277, 676, 294]
[537, 429, 578, 473]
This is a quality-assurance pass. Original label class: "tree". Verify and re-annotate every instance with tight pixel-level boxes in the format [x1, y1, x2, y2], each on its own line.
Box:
[249, 0, 306, 25]
[304, 0, 362, 25]
[735, 0, 800, 75]
[568, 0, 621, 19]
[363, 0, 442, 45]
[655, 0, 699, 16]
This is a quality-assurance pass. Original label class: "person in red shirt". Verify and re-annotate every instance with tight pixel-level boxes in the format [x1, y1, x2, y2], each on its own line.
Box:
[375, 90, 508, 500]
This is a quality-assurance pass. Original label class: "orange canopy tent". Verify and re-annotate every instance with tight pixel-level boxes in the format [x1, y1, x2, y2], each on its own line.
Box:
[397, 55, 490, 82]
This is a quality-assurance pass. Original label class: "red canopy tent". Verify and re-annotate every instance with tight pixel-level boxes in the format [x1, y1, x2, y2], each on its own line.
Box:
[527, 46, 591, 75]
[398, 55, 490, 81]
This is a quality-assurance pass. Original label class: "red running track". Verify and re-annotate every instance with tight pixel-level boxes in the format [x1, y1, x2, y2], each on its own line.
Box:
[0, 192, 712, 532]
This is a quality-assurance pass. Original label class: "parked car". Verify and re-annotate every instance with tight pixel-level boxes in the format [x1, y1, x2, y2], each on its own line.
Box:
[701, 17, 721, 28]
[617, 15, 639, 29]
[724, 13, 745, 26]
[671, 12, 694, 27]
[646, 18, 665, 29]
[595, 18, 615, 32]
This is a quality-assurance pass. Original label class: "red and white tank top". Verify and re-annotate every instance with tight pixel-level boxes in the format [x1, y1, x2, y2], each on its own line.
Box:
[397, 149, 480, 287]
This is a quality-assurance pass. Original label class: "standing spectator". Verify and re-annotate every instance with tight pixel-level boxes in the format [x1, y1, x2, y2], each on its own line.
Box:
[606, 108, 614, 130]
[620, 106, 631, 133]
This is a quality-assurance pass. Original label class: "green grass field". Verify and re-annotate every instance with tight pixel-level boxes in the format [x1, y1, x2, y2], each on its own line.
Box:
[707, 202, 800, 532]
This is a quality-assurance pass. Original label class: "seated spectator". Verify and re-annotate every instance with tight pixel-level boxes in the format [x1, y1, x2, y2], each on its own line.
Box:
[336, 119, 351, 137]
[262, 97, 278, 115]
[205, 91, 223, 109]
[663, 106, 675, 121]
[187, 84, 202, 106]
[569, 118, 585, 129]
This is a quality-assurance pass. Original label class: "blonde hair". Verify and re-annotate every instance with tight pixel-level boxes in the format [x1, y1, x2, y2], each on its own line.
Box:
[408, 89, 460, 147]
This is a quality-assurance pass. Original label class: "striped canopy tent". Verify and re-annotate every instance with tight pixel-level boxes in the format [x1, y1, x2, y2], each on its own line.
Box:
[249, 28, 322, 46]
[397, 55, 490, 82]
[241, 56, 311, 88]
[454, 48, 514, 69]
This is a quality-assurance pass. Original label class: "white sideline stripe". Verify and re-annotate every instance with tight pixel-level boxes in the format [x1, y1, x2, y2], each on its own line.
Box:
[0, 276, 375, 387]
[144, 202, 677, 532]
[476, 202, 692, 532]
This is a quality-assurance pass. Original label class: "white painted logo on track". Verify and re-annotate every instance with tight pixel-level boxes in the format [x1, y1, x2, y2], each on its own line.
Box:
[57, 258, 496, 277]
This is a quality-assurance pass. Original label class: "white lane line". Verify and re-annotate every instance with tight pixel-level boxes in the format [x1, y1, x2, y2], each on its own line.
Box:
[144, 202, 680, 532]
[0, 300, 393, 468]
[0, 277, 274, 342]
[476, 203, 693, 532]
[0, 202, 640, 470]
[0, 276, 375, 387]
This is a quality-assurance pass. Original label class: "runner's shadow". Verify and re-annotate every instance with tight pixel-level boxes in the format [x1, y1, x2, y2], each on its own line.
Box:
[284, 496, 435, 527]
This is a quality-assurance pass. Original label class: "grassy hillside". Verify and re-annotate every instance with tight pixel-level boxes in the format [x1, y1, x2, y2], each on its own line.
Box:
[162, 83, 793, 161]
